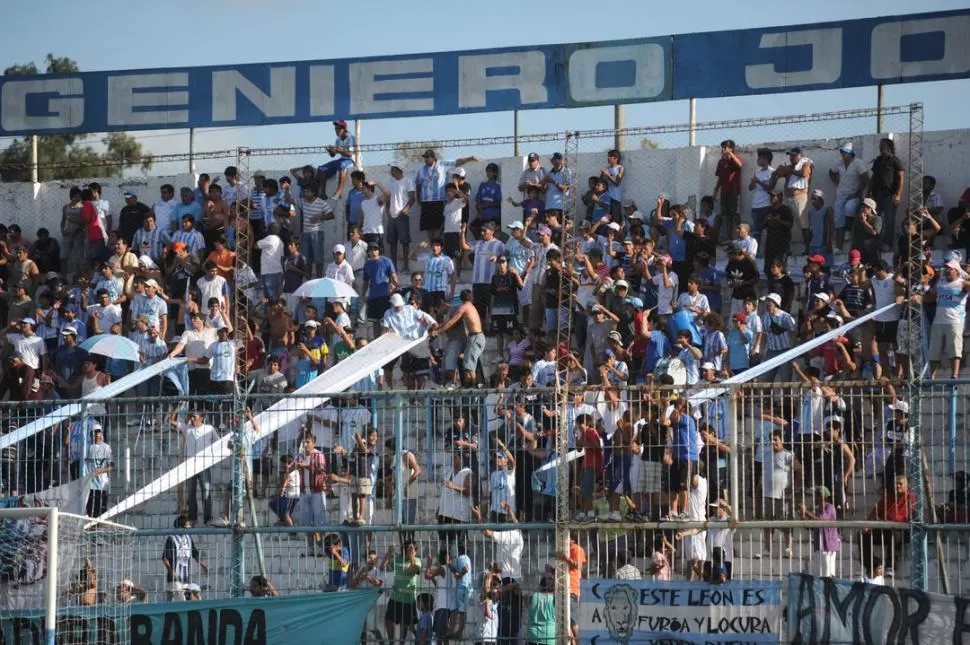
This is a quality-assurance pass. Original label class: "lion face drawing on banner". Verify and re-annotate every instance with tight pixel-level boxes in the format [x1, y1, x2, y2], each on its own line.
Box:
[604, 583, 638, 643]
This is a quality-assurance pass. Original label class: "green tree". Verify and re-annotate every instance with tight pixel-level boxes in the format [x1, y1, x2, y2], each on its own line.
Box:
[0, 54, 153, 182]
[393, 140, 443, 167]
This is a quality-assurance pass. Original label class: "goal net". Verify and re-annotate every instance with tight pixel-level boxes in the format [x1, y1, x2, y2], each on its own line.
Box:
[0, 507, 137, 645]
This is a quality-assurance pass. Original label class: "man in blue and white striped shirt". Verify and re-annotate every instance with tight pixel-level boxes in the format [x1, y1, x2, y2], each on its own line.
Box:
[460, 222, 506, 326]
[414, 149, 481, 240]
[413, 239, 456, 303]
[132, 213, 171, 264]
[759, 292, 797, 382]
[171, 214, 206, 260]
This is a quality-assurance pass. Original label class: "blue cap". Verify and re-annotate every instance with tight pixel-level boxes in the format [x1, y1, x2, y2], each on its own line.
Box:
[602, 349, 614, 359]
[625, 296, 644, 310]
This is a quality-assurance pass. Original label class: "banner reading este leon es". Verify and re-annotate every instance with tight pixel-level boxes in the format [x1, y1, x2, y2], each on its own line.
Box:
[580, 579, 784, 645]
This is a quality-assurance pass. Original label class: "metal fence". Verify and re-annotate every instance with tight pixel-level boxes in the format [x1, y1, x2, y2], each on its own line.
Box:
[0, 379, 965, 596]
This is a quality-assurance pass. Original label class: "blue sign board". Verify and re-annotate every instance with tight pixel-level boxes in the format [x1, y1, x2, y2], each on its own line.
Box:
[0, 9, 966, 135]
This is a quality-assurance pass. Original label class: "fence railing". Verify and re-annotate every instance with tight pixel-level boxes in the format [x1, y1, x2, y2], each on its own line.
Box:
[0, 379, 965, 596]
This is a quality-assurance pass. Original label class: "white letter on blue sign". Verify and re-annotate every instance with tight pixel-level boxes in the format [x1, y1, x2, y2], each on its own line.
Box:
[349, 59, 434, 115]
[309, 65, 335, 117]
[871, 16, 970, 80]
[211, 68, 296, 122]
[567, 44, 666, 103]
[107, 73, 189, 127]
[1, 78, 83, 131]
[457, 52, 548, 109]
[745, 29, 842, 89]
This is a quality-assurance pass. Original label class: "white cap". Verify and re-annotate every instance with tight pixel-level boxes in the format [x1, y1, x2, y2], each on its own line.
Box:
[144, 278, 160, 288]
[761, 293, 782, 307]
[701, 362, 716, 371]
[614, 279, 630, 290]
[139, 255, 159, 269]
[390, 293, 404, 307]
[452, 167, 466, 178]
[627, 210, 644, 221]
[333, 244, 346, 254]
[862, 197, 878, 213]
[507, 220, 525, 230]
[812, 292, 830, 303]
[811, 188, 825, 199]
[607, 222, 621, 231]
[826, 312, 844, 324]
[839, 142, 854, 154]
[304, 320, 320, 328]
[890, 400, 910, 414]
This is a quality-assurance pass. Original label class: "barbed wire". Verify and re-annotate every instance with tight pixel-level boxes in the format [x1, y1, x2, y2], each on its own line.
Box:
[0, 104, 917, 175]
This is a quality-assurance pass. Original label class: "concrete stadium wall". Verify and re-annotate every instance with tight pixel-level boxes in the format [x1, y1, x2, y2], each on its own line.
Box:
[0, 129, 964, 247]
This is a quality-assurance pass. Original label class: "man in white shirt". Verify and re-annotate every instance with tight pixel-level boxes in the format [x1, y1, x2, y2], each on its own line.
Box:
[152, 184, 178, 232]
[168, 312, 219, 395]
[172, 410, 220, 526]
[359, 181, 388, 251]
[85, 426, 114, 517]
[88, 290, 123, 335]
[381, 293, 436, 340]
[828, 142, 869, 250]
[868, 260, 902, 369]
[256, 223, 285, 302]
[386, 166, 417, 273]
[6, 318, 48, 372]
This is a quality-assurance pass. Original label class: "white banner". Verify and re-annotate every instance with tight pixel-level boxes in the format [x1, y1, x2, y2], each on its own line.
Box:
[100, 333, 427, 520]
[581, 579, 784, 644]
[688, 303, 896, 407]
[0, 357, 189, 452]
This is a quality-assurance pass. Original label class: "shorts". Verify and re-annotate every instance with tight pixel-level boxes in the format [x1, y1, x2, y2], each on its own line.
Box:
[420, 201, 445, 231]
[518, 280, 533, 308]
[355, 476, 373, 497]
[453, 585, 470, 614]
[445, 339, 463, 372]
[928, 323, 964, 361]
[386, 598, 418, 626]
[279, 496, 299, 519]
[686, 531, 708, 562]
[367, 295, 390, 322]
[570, 595, 579, 627]
[464, 332, 486, 373]
[318, 157, 355, 179]
[895, 318, 923, 356]
[669, 459, 697, 494]
[167, 581, 188, 594]
[765, 496, 794, 521]
[490, 314, 517, 334]
[386, 215, 412, 246]
[786, 193, 810, 230]
[300, 491, 328, 527]
[636, 460, 664, 494]
[300, 230, 326, 267]
[443, 232, 462, 262]
[580, 467, 596, 498]
[434, 608, 451, 638]
[608, 454, 633, 495]
[833, 195, 861, 230]
[874, 320, 899, 345]
[207, 380, 235, 396]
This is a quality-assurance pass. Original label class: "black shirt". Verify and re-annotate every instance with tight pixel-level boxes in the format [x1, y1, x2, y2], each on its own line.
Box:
[870, 155, 903, 199]
[724, 257, 760, 301]
[763, 205, 794, 257]
[767, 275, 795, 312]
[119, 202, 151, 244]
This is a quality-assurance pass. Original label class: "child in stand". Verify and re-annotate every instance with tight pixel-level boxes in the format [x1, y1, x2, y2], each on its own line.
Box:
[416, 593, 435, 645]
[324, 533, 351, 592]
[476, 565, 501, 645]
[648, 534, 673, 581]
[276, 454, 300, 526]
[450, 546, 473, 640]
[425, 550, 455, 645]
[507, 187, 545, 239]
[861, 557, 885, 586]
[800, 485, 840, 578]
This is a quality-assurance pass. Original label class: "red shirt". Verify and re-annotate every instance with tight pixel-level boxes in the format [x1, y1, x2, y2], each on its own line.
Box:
[580, 428, 603, 470]
[82, 201, 104, 241]
[875, 490, 915, 523]
[715, 156, 743, 197]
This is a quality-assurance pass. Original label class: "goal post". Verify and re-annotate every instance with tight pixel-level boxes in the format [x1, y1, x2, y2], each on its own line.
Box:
[0, 506, 136, 645]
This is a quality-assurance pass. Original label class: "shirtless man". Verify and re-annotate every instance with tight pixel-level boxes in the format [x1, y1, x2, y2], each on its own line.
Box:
[430, 289, 485, 386]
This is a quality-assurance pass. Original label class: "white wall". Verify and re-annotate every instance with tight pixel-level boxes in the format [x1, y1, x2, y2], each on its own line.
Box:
[2, 129, 964, 245]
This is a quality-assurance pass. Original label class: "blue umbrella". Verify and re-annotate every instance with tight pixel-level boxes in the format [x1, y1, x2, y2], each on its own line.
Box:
[293, 277, 358, 300]
[79, 334, 142, 362]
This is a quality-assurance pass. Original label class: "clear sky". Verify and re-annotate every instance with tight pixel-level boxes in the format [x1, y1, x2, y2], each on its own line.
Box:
[1, 0, 967, 173]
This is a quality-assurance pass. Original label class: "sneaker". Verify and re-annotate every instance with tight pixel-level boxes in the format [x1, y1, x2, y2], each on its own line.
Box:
[675, 512, 689, 520]
[753, 553, 763, 560]
[606, 510, 623, 522]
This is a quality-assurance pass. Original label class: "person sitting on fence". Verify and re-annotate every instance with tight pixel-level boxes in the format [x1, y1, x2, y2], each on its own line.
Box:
[859, 475, 915, 578]
[162, 514, 208, 602]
